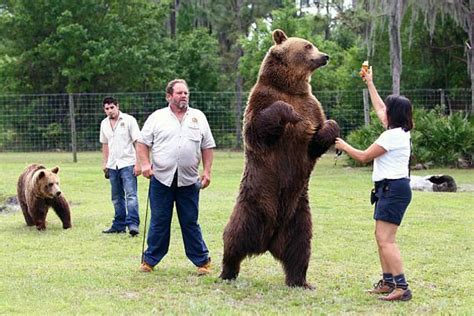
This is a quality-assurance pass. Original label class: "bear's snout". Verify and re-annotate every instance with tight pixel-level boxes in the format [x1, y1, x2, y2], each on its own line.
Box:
[55, 191, 62, 197]
[318, 54, 329, 65]
[311, 54, 329, 70]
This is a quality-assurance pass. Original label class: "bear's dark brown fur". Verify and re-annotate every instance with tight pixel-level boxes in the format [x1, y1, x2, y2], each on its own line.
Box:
[17, 164, 72, 230]
[220, 30, 340, 288]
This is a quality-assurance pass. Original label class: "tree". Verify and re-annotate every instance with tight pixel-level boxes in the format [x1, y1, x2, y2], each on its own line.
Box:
[363, 0, 474, 112]
[0, 0, 171, 93]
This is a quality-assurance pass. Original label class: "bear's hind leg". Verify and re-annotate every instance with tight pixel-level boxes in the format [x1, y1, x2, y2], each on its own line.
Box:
[220, 247, 246, 281]
[51, 196, 72, 229]
[19, 200, 34, 226]
[220, 216, 264, 281]
[31, 200, 48, 231]
[276, 206, 313, 289]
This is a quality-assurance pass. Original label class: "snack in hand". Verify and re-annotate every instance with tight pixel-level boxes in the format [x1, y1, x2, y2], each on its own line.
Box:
[359, 60, 369, 77]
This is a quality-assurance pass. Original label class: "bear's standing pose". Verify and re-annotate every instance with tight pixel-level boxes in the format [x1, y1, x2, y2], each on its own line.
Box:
[17, 164, 72, 230]
[220, 30, 340, 288]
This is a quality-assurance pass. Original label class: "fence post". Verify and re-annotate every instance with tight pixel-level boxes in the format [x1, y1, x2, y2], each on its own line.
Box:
[68, 93, 78, 163]
[439, 89, 447, 114]
[363, 88, 370, 126]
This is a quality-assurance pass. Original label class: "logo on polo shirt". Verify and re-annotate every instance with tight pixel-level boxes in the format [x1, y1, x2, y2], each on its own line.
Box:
[192, 117, 198, 123]
[120, 122, 125, 127]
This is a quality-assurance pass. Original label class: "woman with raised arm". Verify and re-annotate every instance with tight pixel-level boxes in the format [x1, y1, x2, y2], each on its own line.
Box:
[335, 66, 414, 301]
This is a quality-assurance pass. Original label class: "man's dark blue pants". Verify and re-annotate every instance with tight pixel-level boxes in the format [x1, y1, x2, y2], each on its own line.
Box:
[143, 176, 209, 267]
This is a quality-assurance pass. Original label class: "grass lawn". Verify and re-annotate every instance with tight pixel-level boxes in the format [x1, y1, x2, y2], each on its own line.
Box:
[0, 151, 473, 314]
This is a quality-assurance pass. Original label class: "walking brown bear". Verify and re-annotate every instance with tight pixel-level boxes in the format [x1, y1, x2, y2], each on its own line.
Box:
[219, 29, 340, 288]
[17, 164, 72, 230]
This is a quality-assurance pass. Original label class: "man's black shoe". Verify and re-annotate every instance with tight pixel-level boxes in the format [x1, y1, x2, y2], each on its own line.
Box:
[102, 227, 126, 234]
[129, 225, 139, 237]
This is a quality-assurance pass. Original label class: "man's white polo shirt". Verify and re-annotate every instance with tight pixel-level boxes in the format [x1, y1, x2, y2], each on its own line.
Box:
[100, 111, 141, 169]
[139, 106, 216, 187]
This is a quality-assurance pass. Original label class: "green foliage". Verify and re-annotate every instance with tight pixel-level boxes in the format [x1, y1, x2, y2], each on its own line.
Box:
[412, 108, 474, 167]
[345, 108, 474, 167]
[0, 0, 471, 94]
[175, 29, 225, 92]
[366, 7, 469, 91]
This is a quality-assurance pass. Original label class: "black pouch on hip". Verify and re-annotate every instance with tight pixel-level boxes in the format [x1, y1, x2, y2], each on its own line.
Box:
[370, 188, 378, 205]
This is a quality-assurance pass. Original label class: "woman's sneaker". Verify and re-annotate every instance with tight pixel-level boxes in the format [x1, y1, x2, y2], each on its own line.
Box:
[366, 280, 395, 294]
[379, 288, 412, 301]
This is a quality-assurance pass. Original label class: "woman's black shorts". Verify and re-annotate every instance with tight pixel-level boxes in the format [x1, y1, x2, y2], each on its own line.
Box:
[373, 178, 412, 225]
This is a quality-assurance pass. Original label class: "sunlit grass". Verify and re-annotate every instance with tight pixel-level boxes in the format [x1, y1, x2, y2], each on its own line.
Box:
[0, 151, 473, 314]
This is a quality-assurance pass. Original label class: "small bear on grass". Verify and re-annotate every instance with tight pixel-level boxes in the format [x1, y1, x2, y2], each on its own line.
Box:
[17, 164, 72, 230]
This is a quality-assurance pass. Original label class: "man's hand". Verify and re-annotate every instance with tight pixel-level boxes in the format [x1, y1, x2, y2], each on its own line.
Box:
[141, 163, 153, 179]
[200, 173, 211, 189]
[133, 164, 142, 177]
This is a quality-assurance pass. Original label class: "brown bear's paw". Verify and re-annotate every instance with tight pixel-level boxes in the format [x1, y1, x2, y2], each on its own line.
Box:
[36, 225, 46, 231]
[219, 268, 239, 281]
[63, 224, 72, 229]
[323, 119, 341, 141]
[308, 119, 341, 160]
[286, 280, 315, 290]
[303, 282, 315, 290]
[284, 108, 303, 125]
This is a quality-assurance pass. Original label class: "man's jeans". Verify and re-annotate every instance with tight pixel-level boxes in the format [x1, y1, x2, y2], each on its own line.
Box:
[143, 176, 209, 267]
[108, 165, 139, 230]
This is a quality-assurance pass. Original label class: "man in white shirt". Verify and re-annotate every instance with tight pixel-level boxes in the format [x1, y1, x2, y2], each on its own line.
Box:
[137, 79, 215, 275]
[99, 97, 141, 236]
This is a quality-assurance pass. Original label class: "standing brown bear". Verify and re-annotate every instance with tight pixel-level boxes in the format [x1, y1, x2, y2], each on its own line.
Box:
[220, 30, 340, 288]
[17, 164, 72, 230]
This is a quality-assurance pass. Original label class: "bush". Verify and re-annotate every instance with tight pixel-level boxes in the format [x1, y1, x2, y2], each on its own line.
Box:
[345, 108, 474, 167]
[412, 108, 473, 167]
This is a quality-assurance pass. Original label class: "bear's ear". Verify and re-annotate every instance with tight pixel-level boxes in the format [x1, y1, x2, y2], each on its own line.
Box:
[272, 29, 287, 45]
[38, 171, 46, 179]
[51, 167, 59, 174]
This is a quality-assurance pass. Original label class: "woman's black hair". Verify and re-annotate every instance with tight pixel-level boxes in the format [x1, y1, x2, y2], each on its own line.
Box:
[385, 94, 414, 131]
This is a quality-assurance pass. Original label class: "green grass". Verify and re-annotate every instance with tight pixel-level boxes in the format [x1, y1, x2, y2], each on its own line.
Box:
[0, 151, 473, 314]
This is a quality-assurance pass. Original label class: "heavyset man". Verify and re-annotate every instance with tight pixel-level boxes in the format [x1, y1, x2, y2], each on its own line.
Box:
[137, 79, 215, 275]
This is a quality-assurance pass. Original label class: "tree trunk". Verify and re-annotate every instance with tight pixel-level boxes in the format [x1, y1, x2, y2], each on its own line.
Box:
[234, 0, 244, 149]
[169, 0, 180, 39]
[470, 4, 474, 115]
[389, 0, 403, 95]
[325, 2, 330, 40]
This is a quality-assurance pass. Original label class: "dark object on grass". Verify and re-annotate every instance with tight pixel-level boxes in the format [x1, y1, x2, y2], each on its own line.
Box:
[410, 175, 457, 192]
[428, 175, 457, 192]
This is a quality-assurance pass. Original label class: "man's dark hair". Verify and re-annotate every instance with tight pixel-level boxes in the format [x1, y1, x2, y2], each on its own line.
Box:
[385, 94, 414, 131]
[166, 79, 188, 95]
[102, 96, 118, 106]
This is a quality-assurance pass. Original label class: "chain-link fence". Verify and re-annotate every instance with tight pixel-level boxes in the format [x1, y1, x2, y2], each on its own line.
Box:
[0, 89, 471, 155]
